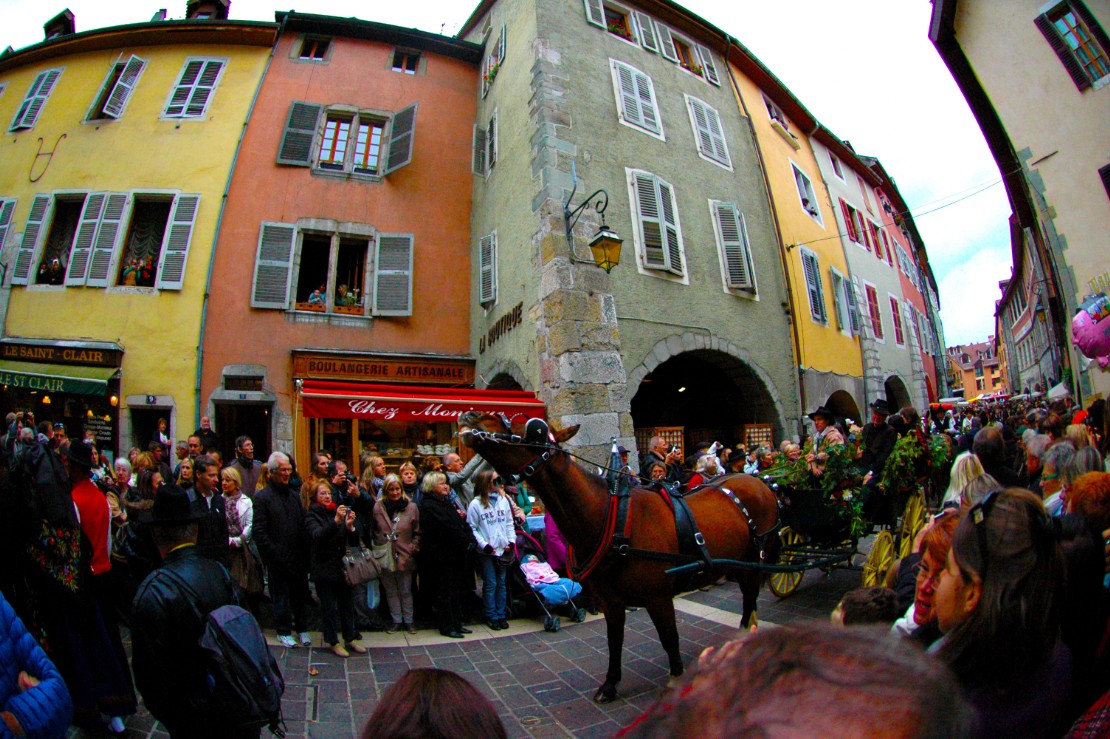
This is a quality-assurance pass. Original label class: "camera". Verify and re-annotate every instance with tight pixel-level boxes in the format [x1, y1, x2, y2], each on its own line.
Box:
[344, 473, 358, 486]
[669, 445, 679, 454]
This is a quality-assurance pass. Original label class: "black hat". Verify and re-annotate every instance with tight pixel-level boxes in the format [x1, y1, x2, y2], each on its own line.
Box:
[141, 484, 204, 526]
[61, 440, 96, 468]
[870, 399, 892, 416]
[807, 406, 835, 422]
[616, 445, 629, 455]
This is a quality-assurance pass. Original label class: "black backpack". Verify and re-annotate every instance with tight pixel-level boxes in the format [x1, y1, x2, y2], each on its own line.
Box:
[164, 571, 286, 736]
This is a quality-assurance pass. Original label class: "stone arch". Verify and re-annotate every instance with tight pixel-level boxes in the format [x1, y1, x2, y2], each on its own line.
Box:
[478, 359, 531, 392]
[884, 374, 912, 412]
[625, 334, 791, 452]
[824, 389, 862, 426]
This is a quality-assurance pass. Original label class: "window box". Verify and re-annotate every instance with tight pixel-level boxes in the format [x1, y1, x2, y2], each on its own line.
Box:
[334, 304, 364, 316]
[607, 23, 635, 41]
[295, 301, 326, 312]
[483, 61, 500, 86]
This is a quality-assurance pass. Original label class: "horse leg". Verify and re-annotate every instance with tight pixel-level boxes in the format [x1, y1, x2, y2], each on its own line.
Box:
[594, 599, 625, 704]
[738, 570, 760, 631]
[645, 597, 684, 681]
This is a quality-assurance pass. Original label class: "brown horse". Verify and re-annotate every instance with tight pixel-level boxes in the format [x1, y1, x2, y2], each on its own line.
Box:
[458, 411, 780, 703]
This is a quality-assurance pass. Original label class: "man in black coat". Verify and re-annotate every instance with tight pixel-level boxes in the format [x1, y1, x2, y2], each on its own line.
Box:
[861, 399, 898, 486]
[418, 475, 475, 639]
[131, 485, 245, 737]
[253, 452, 311, 649]
[188, 455, 229, 569]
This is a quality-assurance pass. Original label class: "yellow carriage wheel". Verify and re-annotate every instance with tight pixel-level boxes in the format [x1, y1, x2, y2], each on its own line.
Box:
[861, 530, 896, 587]
[898, 490, 927, 559]
[768, 527, 805, 598]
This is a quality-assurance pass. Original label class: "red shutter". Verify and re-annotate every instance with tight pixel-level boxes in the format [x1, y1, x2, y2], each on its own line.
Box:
[840, 199, 858, 243]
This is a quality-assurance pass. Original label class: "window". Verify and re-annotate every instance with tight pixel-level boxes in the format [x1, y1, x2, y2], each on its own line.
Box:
[710, 201, 755, 292]
[603, 6, 635, 41]
[764, 96, 786, 126]
[481, 24, 506, 98]
[0, 198, 16, 257]
[10, 68, 62, 132]
[87, 55, 145, 121]
[275, 101, 417, 177]
[249, 222, 413, 317]
[864, 283, 883, 341]
[799, 247, 826, 323]
[1035, 1, 1110, 90]
[858, 176, 875, 213]
[628, 169, 684, 278]
[839, 199, 865, 247]
[830, 153, 845, 180]
[299, 37, 330, 61]
[472, 110, 498, 177]
[11, 191, 198, 289]
[792, 165, 821, 222]
[163, 58, 225, 118]
[868, 222, 884, 261]
[890, 296, 905, 346]
[392, 50, 420, 74]
[685, 96, 730, 169]
[610, 60, 662, 138]
[1100, 162, 1110, 200]
[830, 268, 851, 335]
[479, 231, 497, 307]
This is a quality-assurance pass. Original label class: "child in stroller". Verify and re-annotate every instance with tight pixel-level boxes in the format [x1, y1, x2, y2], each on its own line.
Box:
[520, 553, 587, 632]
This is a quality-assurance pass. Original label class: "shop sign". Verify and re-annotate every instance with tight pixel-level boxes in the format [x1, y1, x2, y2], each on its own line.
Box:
[84, 416, 115, 445]
[0, 369, 103, 396]
[293, 353, 474, 386]
[303, 394, 544, 422]
[479, 302, 524, 354]
[1, 342, 122, 367]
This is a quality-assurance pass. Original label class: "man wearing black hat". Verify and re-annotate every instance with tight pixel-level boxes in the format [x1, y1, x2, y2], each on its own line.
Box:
[131, 484, 242, 736]
[861, 399, 898, 487]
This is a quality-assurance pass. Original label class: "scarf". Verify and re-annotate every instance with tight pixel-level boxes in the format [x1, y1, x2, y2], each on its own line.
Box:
[225, 493, 244, 537]
[385, 497, 408, 519]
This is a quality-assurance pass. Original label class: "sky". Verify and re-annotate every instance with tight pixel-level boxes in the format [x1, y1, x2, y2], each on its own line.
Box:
[0, 0, 1011, 346]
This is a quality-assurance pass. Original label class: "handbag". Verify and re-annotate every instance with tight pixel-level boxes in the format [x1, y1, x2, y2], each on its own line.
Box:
[369, 514, 400, 574]
[342, 546, 378, 587]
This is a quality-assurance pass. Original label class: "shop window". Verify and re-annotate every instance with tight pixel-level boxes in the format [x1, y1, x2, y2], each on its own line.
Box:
[10, 68, 62, 132]
[250, 223, 413, 317]
[276, 100, 417, 177]
[792, 164, 821, 223]
[392, 49, 419, 74]
[88, 55, 145, 121]
[299, 37, 331, 61]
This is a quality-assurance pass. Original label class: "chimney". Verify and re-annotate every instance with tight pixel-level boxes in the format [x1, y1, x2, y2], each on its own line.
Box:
[185, 0, 230, 20]
[151, 9, 168, 21]
[44, 9, 75, 40]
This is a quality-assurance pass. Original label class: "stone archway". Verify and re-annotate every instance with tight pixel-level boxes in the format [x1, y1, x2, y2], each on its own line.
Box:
[625, 335, 790, 459]
[824, 389, 862, 426]
[884, 375, 912, 412]
[478, 360, 531, 392]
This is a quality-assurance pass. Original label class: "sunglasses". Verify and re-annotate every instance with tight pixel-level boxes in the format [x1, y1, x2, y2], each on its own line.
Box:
[491, 477, 504, 487]
[968, 489, 1003, 580]
[53, 423, 65, 430]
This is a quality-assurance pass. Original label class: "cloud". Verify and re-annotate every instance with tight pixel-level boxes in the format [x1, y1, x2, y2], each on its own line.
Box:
[937, 247, 1012, 345]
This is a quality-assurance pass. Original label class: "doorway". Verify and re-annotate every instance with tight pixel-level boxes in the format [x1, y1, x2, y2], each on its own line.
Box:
[214, 403, 272, 465]
[130, 408, 171, 454]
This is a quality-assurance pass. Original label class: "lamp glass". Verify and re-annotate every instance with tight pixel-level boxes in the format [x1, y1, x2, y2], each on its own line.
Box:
[589, 228, 623, 273]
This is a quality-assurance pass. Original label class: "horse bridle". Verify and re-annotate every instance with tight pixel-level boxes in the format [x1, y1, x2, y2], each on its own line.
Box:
[459, 413, 559, 482]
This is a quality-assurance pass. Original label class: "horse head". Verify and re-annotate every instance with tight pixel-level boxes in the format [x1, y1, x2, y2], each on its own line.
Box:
[458, 411, 578, 479]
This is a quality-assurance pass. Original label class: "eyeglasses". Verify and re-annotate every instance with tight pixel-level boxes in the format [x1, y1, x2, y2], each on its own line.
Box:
[491, 477, 503, 487]
[968, 489, 1003, 580]
[911, 559, 942, 589]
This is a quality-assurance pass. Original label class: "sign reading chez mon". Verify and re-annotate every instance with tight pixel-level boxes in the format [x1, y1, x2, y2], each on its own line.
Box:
[293, 353, 475, 386]
[1, 342, 122, 367]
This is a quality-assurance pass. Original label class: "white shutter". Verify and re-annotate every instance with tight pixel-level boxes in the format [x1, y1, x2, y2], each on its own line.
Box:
[185, 60, 223, 117]
[687, 97, 729, 167]
[801, 249, 826, 322]
[373, 234, 413, 316]
[612, 61, 659, 134]
[383, 103, 417, 175]
[86, 193, 128, 287]
[583, 0, 605, 28]
[830, 271, 847, 332]
[12, 194, 51, 285]
[472, 124, 487, 176]
[633, 11, 659, 52]
[846, 281, 861, 334]
[250, 223, 296, 309]
[165, 60, 201, 116]
[655, 23, 679, 62]
[155, 194, 200, 290]
[276, 101, 322, 166]
[0, 198, 17, 255]
[713, 201, 752, 289]
[10, 69, 61, 131]
[697, 45, 720, 85]
[103, 55, 146, 119]
[633, 172, 666, 270]
[479, 232, 497, 305]
[497, 24, 506, 64]
[165, 59, 223, 118]
[658, 180, 682, 275]
[65, 193, 106, 285]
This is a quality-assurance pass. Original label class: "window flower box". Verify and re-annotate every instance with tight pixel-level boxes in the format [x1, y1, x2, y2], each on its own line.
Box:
[295, 301, 326, 312]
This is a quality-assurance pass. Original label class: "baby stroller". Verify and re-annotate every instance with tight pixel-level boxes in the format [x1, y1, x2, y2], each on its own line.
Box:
[510, 529, 587, 632]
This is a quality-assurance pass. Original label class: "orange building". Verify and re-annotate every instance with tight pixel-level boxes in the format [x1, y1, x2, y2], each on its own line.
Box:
[200, 13, 538, 468]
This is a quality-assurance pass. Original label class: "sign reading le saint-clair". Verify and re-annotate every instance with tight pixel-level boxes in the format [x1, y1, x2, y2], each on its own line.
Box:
[294, 354, 475, 386]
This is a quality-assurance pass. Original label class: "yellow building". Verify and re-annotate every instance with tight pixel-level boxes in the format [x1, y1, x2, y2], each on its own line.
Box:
[725, 50, 864, 422]
[0, 11, 275, 455]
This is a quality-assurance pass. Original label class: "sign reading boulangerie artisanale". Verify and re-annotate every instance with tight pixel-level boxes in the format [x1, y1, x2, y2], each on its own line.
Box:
[293, 352, 475, 386]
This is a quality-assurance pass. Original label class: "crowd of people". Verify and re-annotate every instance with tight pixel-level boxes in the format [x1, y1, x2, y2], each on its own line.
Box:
[3, 390, 1110, 736]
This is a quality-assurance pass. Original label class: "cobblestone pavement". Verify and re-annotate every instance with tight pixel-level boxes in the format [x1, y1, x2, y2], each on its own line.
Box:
[74, 561, 864, 738]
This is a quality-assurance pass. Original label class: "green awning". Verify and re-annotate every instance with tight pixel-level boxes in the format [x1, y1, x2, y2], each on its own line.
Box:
[0, 360, 119, 396]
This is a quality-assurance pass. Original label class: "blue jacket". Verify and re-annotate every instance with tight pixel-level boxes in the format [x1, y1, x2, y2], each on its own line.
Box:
[0, 592, 73, 738]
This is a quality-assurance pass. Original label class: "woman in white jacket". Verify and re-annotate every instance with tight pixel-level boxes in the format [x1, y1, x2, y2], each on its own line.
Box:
[467, 469, 515, 631]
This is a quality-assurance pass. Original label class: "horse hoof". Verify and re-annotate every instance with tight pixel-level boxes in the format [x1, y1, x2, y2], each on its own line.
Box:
[593, 688, 617, 704]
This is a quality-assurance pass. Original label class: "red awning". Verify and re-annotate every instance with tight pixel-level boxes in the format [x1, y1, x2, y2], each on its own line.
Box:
[299, 380, 545, 422]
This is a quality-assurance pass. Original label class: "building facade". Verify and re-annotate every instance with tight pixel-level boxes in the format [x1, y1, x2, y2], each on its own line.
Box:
[0, 10, 275, 456]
